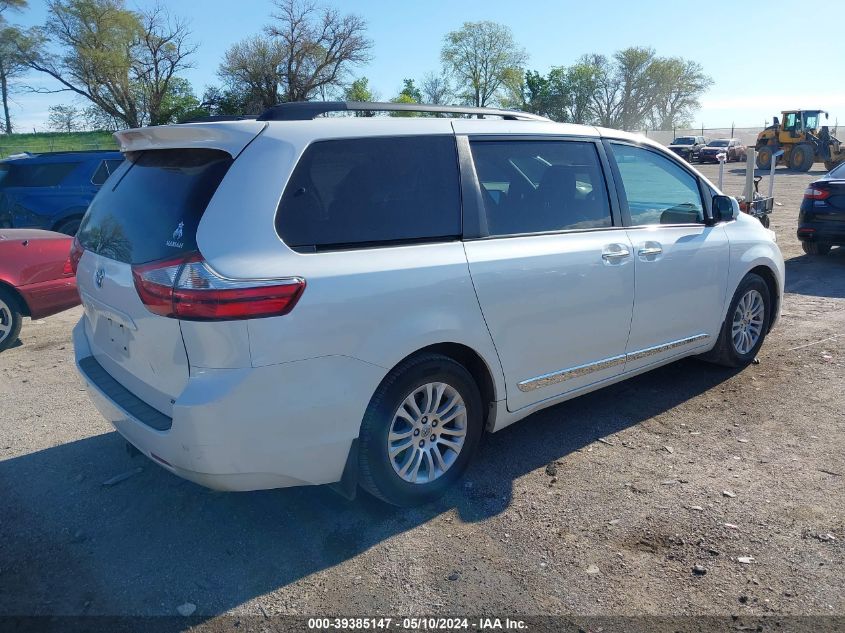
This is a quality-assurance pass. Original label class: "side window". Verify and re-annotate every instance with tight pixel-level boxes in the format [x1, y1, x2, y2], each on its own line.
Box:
[91, 159, 125, 186]
[469, 140, 612, 236]
[609, 143, 704, 226]
[277, 136, 460, 250]
[2, 162, 78, 187]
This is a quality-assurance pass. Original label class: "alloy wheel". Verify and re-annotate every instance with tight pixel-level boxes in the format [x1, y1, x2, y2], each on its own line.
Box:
[731, 289, 765, 355]
[388, 382, 467, 484]
[0, 297, 11, 344]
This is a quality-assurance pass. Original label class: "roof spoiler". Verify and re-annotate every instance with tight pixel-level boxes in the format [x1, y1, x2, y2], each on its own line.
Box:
[114, 120, 267, 157]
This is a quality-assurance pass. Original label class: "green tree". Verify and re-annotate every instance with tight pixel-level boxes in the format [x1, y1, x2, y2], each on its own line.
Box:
[389, 78, 422, 116]
[47, 103, 81, 131]
[441, 21, 527, 108]
[217, 35, 286, 112]
[21, 0, 196, 128]
[344, 76, 375, 116]
[0, 23, 28, 133]
[648, 57, 712, 129]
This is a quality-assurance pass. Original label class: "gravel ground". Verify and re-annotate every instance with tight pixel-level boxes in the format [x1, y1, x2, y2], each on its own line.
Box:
[1, 163, 843, 622]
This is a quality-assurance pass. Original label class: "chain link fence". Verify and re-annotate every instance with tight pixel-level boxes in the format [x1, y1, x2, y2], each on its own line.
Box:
[637, 124, 840, 148]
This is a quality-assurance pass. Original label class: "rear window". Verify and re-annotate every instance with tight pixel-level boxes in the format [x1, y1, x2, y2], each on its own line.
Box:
[276, 136, 461, 251]
[0, 161, 78, 187]
[77, 149, 232, 264]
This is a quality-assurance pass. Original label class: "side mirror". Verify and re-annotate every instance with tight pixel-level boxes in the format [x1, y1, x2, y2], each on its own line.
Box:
[712, 194, 737, 223]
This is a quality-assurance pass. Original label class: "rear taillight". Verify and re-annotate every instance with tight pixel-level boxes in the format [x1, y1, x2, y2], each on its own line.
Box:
[132, 252, 305, 321]
[68, 237, 84, 274]
[803, 186, 831, 200]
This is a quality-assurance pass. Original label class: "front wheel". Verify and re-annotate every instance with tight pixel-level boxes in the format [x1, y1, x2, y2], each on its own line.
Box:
[0, 287, 23, 353]
[700, 273, 771, 367]
[358, 353, 484, 506]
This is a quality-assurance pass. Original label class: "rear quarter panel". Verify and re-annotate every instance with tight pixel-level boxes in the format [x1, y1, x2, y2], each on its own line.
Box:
[0, 232, 78, 317]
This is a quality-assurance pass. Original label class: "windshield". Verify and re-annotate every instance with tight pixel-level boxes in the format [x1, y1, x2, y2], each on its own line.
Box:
[804, 112, 820, 130]
[829, 162, 845, 178]
[672, 137, 695, 145]
[707, 140, 730, 147]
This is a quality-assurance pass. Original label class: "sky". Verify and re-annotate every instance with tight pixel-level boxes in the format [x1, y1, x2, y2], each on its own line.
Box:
[8, 0, 845, 132]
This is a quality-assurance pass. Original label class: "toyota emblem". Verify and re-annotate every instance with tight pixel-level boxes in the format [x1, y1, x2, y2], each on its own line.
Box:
[94, 267, 105, 288]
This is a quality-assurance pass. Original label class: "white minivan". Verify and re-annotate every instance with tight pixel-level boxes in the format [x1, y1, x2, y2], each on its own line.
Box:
[72, 102, 784, 506]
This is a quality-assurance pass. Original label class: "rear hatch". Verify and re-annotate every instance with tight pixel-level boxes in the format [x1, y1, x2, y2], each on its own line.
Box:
[75, 122, 263, 416]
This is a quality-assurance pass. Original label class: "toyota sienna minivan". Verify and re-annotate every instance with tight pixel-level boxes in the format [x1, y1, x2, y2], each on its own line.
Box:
[72, 101, 784, 506]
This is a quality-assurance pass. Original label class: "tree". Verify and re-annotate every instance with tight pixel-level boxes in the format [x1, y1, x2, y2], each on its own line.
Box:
[135, 4, 197, 126]
[21, 0, 196, 128]
[82, 103, 120, 130]
[217, 35, 286, 112]
[0, 0, 27, 133]
[47, 103, 81, 131]
[344, 76, 374, 116]
[420, 71, 451, 105]
[441, 21, 527, 108]
[267, 0, 372, 102]
[648, 57, 712, 129]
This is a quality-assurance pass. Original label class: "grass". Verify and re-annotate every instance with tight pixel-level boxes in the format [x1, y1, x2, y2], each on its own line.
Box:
[0, 130, 118, 157]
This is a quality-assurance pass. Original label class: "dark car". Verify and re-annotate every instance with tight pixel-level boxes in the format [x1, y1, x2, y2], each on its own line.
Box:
[699, 138, 747, 163]
[797, 161, 845, 255]
[0, 228, 80, 351]
[0, 150, 123, 236]
[667, 135, 706, 162]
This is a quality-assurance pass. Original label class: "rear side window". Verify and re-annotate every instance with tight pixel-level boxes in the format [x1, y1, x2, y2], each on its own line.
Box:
[1, 162, 78, 187]
[469, 140, 612, 236]
[77, 149, 232, 264]
[91, 159, 125, 185]
[277, 136, 461, 251]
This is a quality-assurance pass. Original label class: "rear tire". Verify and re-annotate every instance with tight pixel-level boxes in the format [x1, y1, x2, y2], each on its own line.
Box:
[789, 144, 815, 172]
[756, 145, 774, 170]
[358, 353, 484, 507]
[700, 273, 771, 368]
[802, 241, 831, 256]
[0, 287, 23, 353]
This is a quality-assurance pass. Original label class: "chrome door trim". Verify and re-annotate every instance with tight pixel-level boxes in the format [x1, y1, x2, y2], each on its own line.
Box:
[517, 333, 709, 393]
[625, 333, 709, 363]
[517, 354, 626, 392]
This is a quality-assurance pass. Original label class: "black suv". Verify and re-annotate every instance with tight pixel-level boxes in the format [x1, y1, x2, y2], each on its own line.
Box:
[667, 136, 706, 162]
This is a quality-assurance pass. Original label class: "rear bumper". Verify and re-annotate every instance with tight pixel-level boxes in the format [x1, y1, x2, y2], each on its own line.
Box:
[797, 222, 845, 245]
[73, 319, 385, 491]
[17, 276, 79, 319]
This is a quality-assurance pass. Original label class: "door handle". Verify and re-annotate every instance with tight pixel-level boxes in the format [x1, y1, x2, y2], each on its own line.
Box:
[637, 241, 663, 260]
[601, 243, 631, 263]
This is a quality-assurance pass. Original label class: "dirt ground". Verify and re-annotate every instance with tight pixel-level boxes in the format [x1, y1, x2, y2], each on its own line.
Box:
[1, 162, 843, 624]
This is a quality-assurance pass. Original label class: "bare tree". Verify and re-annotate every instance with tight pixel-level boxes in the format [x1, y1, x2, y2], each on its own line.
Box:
[135, 4, 197, 126]
[420, 71, 451, 105]
[441, 21, 527, 108]
[267, 0, 372, 102]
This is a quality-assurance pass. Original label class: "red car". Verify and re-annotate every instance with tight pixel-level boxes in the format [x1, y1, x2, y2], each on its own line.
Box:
[0, 229, 80, 351]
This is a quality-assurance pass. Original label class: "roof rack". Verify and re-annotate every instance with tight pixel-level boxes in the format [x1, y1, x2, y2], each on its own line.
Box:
[256, 101, 549, 122]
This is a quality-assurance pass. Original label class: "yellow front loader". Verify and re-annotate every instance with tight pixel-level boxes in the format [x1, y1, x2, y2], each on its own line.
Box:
[755, 109, 844, 172]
